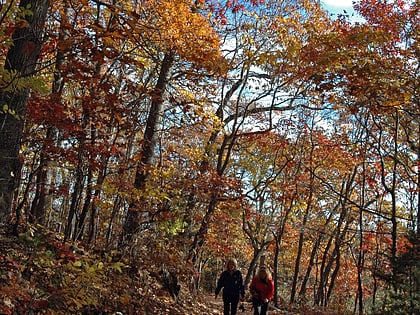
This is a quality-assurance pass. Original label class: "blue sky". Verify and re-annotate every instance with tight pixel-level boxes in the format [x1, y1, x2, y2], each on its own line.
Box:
[321, 0, 364, 22]
[322, 0, 354, 10]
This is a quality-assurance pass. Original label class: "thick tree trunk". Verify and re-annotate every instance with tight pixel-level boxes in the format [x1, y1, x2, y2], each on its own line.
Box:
[244, 246, 267, 289]
[0, 0, 50, 226]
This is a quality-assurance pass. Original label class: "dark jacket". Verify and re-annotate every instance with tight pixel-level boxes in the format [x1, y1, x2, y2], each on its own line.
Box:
[215, 269, 245, 298]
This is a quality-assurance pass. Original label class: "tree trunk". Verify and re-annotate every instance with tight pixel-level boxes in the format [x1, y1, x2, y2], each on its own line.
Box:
[299, 209, 334, 299]
[417, 119, 420, 239]
[186, 78, 244, 266]
[121, 52, 174, 245]
[87, 156, 109, 244]
[75, 168, 93, 241]
[273, 200, 294, 306]
[64, 142, 86, 241]
[0, 0, 50, 226]
[315, 206, 351, 307]
[356, 160, 367, 315]
[290, 173, 313, 305]
[244, 246, 267, 289]
[29, 127, 55, 224]
[187, 193, 218, 265]
[30, 4, 69, 225]
[376, 110, 399, 288]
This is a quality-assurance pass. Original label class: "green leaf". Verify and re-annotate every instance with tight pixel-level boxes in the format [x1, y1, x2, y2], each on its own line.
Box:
[73, 261, 82, 267]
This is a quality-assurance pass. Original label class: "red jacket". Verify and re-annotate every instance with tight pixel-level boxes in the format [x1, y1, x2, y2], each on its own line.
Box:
[249, 276, 274, 302]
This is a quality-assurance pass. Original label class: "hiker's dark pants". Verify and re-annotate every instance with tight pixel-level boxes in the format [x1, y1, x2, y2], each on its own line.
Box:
[223, 294, 240, 315]
[253, 300, 268, 315]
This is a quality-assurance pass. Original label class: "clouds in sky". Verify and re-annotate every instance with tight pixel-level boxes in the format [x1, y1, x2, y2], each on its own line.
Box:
[322, 0, 353, 7]
[322, 1, 365, 23]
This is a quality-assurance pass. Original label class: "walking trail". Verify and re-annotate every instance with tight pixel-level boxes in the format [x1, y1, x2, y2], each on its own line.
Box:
[202, 294, 288, 315]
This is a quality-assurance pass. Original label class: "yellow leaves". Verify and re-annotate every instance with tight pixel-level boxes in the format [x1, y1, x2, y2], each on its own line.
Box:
[0, 65, 48, 106]
[62, 0, 222, 74]
[160, 2, 222, 70]
[111, 261, 126, 273]
[119, 0, 223, 72]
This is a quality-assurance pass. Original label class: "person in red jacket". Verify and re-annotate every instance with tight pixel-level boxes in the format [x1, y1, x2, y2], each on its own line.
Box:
[249, 266, 274, 315]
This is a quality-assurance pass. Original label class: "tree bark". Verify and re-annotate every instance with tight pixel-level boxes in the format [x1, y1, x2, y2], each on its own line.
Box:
[299, 209, 334, 299]
[30, 3, 69, 225]
[290, 198, 310, 304]
[121, 52, 174, 245]
[0, 0, 50, 226]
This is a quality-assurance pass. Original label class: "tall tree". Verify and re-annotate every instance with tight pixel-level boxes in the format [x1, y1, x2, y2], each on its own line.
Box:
[0, 0, 50, 226]
[119, 0, 223, 245]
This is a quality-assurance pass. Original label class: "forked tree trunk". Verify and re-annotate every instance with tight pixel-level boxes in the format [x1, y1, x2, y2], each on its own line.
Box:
[121, 52, 174, 246]
[299, 209, 334, 299]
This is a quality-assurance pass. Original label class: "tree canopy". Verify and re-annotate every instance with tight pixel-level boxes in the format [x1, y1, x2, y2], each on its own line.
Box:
[0, 0, 419, 314]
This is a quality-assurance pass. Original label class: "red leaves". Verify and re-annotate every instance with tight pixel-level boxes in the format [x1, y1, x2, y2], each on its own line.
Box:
[211, 0, 266, 24]
[354, 0, 409, 38]
[31, 299, 49, 310]
[27, 94, 68, 127]
[249, 0, 266, 6]
[55, 243, 78, 263]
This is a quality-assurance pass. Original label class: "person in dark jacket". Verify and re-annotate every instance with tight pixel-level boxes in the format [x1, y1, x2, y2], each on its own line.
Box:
[215, 258, 245, 315]
[249, 266, 274, 315]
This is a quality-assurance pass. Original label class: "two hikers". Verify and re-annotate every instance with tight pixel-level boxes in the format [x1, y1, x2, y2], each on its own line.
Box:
[215, 258, 274, 315]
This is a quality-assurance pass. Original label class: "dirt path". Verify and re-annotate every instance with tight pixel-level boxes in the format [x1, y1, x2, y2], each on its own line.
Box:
[202, 294, 285, 315]
[204, 294, 253, 314]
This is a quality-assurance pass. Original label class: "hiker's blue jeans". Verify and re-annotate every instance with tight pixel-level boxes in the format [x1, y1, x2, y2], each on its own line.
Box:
[252, 300, 268, 315]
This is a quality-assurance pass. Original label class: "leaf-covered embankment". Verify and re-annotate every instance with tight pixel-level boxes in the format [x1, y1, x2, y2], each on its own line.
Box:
[0, 224, 214, 314]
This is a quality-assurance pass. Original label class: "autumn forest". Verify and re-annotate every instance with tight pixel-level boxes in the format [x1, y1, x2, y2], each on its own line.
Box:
[0, 0, 419, 314]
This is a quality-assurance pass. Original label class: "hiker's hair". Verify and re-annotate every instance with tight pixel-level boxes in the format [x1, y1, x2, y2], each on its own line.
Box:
[225, 258, 238, 269]
[257, 266, 272, 281]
